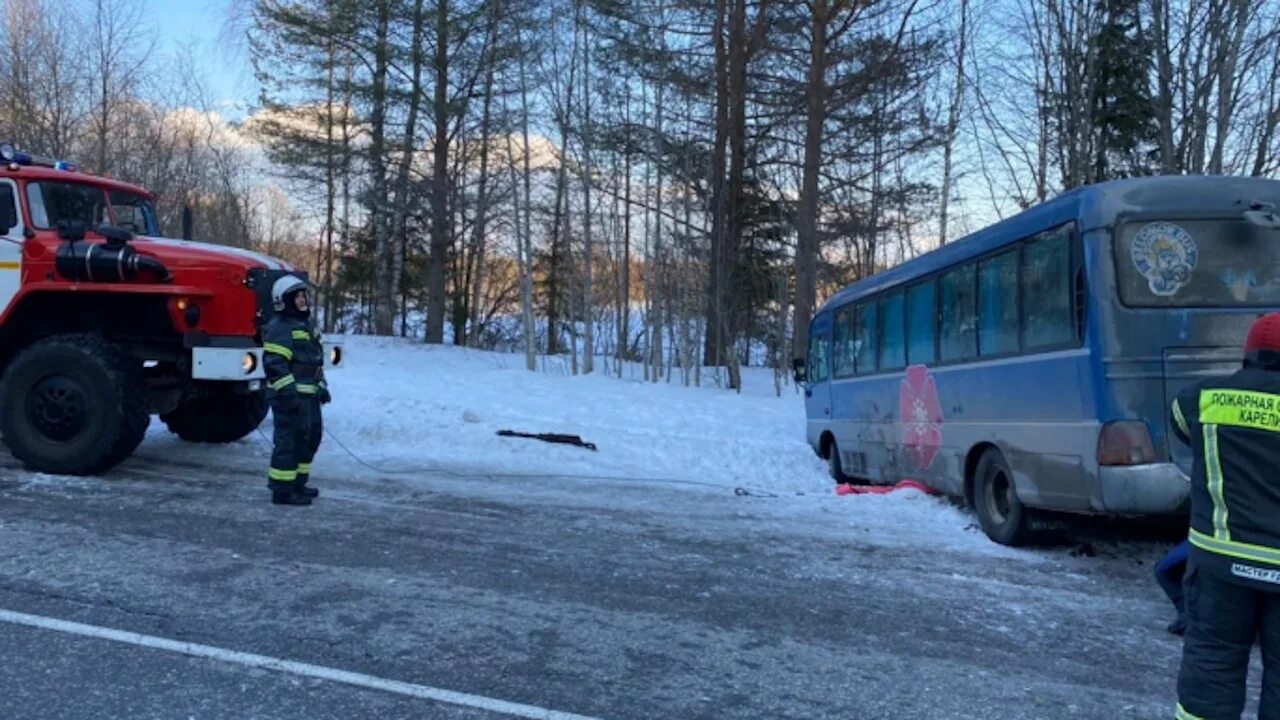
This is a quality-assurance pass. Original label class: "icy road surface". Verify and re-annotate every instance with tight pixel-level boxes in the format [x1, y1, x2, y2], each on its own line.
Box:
[0, 338, 1262, 718]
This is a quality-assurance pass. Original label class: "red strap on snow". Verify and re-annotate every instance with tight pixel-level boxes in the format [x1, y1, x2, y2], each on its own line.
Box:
[835, 480, 938, 496]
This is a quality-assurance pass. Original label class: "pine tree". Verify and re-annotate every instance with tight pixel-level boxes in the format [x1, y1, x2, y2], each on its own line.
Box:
[1089, 0, 1157, 180]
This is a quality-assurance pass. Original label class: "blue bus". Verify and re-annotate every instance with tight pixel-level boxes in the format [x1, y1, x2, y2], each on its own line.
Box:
[797, 176, 1280, 545]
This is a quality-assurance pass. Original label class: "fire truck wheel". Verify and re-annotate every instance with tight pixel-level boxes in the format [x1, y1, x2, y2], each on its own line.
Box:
[101, 397, 151, 471]
[161, 386, 268, 443]
[0, 334, 149, 475]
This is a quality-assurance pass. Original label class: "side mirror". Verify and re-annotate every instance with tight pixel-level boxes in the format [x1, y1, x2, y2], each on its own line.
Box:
[792, 357, 807, 383]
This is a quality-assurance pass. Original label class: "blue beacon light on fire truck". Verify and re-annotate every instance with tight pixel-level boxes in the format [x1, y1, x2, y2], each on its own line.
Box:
[0, 143, 78, 171]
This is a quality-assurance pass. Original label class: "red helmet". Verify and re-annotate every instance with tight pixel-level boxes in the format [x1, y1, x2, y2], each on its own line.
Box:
[1245, 313, 1280, 355]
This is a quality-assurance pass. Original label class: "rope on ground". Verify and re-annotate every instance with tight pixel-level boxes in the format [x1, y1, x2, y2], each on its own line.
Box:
[255, 425, 779, 498]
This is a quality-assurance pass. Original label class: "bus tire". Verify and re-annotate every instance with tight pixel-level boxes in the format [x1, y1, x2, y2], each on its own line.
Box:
[974, 449, 1034, 546]
[828, 439, 853, 484]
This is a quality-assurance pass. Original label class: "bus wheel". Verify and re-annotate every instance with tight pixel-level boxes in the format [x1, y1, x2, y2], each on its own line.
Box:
[828, 439, 853, 484]
[974, 449, 1033, 546]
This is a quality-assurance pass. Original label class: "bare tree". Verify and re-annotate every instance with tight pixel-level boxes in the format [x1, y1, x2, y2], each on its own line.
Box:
[91, 0, 155, 174]
[368, 0, 393, 334]
[386, 0, 426, 339]
[467, 0, 502, 346]
[938, 0, 969, 244]
[425, 0, 452, 344]
[506, 19, 537, 371]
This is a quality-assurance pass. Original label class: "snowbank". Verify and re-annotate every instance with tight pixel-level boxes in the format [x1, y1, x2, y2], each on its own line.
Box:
[320, 335, 831, 497]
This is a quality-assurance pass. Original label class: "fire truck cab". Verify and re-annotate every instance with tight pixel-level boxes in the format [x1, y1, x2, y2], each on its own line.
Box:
[0, 143, 342, 475]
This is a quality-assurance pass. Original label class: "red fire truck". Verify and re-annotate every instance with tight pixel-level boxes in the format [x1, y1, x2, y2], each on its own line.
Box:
[0, 144, 342, 475]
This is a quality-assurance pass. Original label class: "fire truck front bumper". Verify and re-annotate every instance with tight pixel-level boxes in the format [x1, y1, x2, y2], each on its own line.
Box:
[191, 346, 266, 382]
[188, 336, 345, 384]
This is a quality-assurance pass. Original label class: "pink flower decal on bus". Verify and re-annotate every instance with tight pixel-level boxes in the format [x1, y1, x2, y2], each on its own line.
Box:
[899, 364, 943, 469]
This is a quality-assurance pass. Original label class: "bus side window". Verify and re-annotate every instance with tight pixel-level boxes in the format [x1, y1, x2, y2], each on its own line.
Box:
[833, 306, 856, 378]
[808, 333, 829, 383]
[979, 250, 1019, 357]
[855, 303, 878, 374]
[1022, 228, 1075, 350]
[879, 291, 906, 370]
[906, 280, 937, 365]
[940, 264, 978, 362]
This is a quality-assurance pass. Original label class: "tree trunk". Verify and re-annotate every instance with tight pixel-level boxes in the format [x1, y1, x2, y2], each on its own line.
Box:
[1208, 0, 1250, 175]
[579, 0, 594, 374]
[388, 0, 426, 339]
[547, 158, 569, 354]
[1152, 0, 1177, 172]
[792, 0, 827, 365]
[723, 0, 750, 391]
[774, 272, 787, 397]
[704, 0, 729, 368]
[618, 81, 632, 369]
[517, 27, 537, 370]
[939, 0, 968, 245]
[468, 58, 497, 346]
[426, 0, 451, 343]
[338, 50, 354, 330]
[322, 35, 338, 333]
[368, 0, 392, 335]
[650, 7, 665, 381]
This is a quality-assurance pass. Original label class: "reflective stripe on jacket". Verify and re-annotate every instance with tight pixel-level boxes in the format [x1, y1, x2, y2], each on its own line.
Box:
[1171, 368, 1280, 568]
[263, 315, 324, 401]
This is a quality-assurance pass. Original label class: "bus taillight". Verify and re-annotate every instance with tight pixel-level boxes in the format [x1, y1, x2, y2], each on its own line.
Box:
[1097, 421, 1158, 466]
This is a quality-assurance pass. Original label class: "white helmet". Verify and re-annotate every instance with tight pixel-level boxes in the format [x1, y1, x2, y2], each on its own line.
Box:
[271, 274, 307, 311]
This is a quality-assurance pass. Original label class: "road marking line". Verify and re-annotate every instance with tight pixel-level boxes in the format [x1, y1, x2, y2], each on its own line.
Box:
[0, 608, 602, 720]
[0, 260, 19, 270]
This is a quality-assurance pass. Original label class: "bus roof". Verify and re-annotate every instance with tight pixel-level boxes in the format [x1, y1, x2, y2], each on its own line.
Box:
[818, 174, 1280, 315]
[0, 165, 153, 199]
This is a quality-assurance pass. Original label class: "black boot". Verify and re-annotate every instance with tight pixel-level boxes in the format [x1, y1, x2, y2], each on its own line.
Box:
[296, 477, 319, 498]
[272, 489, 312, 506]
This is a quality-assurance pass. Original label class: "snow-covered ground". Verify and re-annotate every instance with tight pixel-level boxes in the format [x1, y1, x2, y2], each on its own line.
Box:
[205, 334, 1037, 558]
[314, 336, 822, 495]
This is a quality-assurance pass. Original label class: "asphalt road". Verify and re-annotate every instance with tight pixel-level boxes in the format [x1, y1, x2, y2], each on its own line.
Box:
[0, 437, 1260, 719]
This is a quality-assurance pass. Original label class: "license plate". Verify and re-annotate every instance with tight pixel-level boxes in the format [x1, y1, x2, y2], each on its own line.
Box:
[249, 381, 262, 391]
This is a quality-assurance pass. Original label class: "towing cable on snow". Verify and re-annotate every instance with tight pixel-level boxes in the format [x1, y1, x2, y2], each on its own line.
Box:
[252, 426, 780, 498]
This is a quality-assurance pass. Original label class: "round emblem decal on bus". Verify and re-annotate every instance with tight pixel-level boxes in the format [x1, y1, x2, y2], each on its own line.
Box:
[1131, 221, 1198, 297]
[899, 365, 943, 469]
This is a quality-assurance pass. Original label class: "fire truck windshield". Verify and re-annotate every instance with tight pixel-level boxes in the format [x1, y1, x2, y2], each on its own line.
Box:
[107, 189, 158, 235]
[25, 181, 158, 236]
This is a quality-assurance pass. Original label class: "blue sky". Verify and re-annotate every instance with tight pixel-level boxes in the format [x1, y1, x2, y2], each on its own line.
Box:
[145, 0, 252, 117]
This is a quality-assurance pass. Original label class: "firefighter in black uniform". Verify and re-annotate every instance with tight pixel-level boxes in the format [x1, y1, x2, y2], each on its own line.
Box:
[263, 274, 331, 506]
[1170, 312, 1280, 720]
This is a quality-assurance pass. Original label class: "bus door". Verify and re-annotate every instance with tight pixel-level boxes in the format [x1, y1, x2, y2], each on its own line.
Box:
[0, 179, 23, 316]
[805, 313, 833, 423]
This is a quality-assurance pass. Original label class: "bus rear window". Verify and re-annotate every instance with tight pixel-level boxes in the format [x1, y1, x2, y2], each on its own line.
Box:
[1117, 219, 1280, 307]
